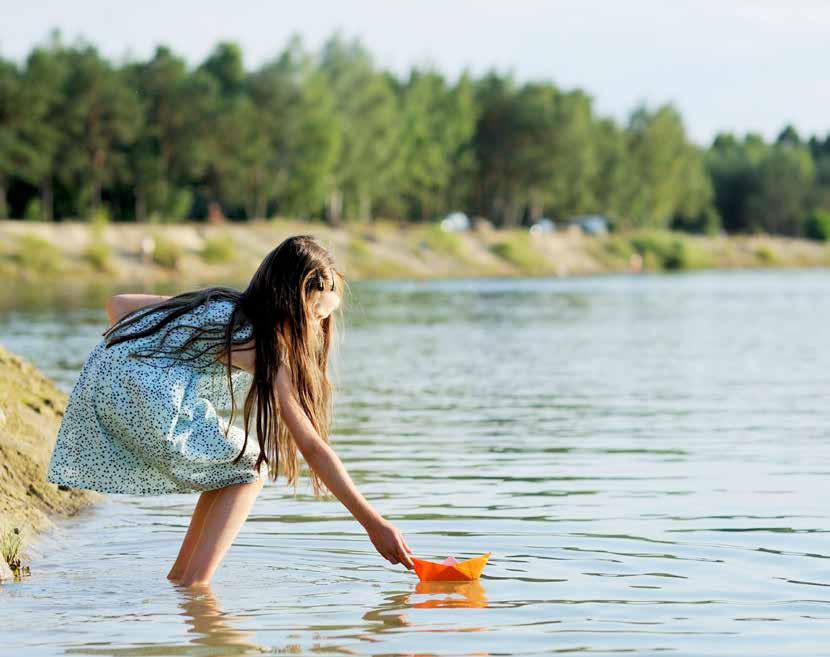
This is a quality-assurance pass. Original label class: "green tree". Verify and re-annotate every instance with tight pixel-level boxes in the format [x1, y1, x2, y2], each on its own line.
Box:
[0, 58, 24, 218]
[441, 71, 479, 217]
[396, 68, 478, 221]
[246, 35, 340, 219]
[746, 143, 814, 235]
[199, 42, 246, 98]
[17, 36, 70, 220]
[59, 44, 141, 217]
[196, 42, 269, 217]
[624, 104, 712, 229]
[124, 47, 213, 220]
[776, 124, 801, 147]
[592, 117, 637, 225]
[471, 71, 523, 226]
[319, 33, 402, 222]
[806, 134, 830, 214]
[472, 75, 600, 226]
[517, 85, 598, 221]
[706, 134, 760, 233]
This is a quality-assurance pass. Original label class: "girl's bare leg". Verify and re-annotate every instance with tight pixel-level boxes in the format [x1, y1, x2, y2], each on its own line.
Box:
[174, 478, 264, 587]
[167, 488, 222, 582]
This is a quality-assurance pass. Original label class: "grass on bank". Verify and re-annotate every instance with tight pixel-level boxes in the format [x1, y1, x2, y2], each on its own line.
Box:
[627, 231, 715, 270]
[347, 236, 418, 278]
[591, 231, 715, 271]
[1, 525, 30, 580]
[14, 234, 64, 274]
[421, 224, 465, 258]
[151, 234, 183, 269]
[83, 240, 113, 272]
[488, 231, 549, 273]
[753, 243, 779, 265]
[199, 235, 236, 264]
[82, 213, 114, 272]
[2, 219, 830, 281]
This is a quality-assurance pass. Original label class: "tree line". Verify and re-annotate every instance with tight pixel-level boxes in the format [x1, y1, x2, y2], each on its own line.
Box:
[1, 30, 829, 237]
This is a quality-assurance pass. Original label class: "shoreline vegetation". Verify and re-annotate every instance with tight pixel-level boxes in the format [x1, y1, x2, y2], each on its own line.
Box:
[1, 219, 829, 288]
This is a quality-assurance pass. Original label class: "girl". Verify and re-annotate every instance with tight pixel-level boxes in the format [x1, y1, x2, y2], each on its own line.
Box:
[47, 234, 414, 587]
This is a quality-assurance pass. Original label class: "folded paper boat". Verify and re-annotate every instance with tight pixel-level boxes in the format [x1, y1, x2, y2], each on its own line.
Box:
[411, 552, 492, 582]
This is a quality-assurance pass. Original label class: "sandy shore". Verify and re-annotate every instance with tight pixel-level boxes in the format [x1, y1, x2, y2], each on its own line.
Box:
[1, 218, 828, 287]
[0, 344, 102, 579]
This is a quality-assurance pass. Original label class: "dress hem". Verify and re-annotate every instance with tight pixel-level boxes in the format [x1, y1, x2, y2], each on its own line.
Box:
[46, 471, 262, 496]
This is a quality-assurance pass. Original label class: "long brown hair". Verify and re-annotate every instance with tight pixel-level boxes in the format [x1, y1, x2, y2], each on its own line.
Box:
[101, 235, 345, 498]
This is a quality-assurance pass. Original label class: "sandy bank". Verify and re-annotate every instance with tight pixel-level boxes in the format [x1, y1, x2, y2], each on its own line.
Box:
[0, 344, 102, 579]
[1, 218, 828, 287]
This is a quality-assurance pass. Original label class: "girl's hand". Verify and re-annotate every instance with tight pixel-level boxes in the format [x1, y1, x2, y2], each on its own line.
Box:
[366, 518, 415, 570]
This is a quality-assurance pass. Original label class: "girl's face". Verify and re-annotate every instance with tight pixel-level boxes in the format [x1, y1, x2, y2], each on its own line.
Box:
[312, 290, 340, 321]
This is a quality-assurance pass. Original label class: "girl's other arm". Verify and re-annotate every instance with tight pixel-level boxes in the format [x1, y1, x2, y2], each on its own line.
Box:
[105, 294, 171, 327]
[274, 366, 414, 569]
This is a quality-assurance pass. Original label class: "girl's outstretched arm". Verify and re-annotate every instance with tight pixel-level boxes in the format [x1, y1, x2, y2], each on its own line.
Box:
[105, 294, 171, 327]
[274, 365, 415, 570]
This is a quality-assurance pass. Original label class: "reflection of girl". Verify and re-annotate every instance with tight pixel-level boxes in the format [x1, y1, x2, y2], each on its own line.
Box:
[47, 235, 414, 586]
[179, 586, 262, 653]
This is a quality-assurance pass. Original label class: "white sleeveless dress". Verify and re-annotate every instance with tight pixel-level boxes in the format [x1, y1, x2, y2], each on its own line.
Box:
[46, 298, 265, 495]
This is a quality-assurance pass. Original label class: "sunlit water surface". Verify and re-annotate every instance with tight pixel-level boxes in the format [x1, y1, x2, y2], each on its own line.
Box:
[1, 270, 829, 656]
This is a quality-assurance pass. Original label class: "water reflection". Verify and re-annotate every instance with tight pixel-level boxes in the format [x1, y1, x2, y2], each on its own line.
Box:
[361, 583, 489, 640]
[412, 580, 489, 608]
[160, 579, 491, 652]
[60, 582, 268, 656]
[174, 584, 265, 655]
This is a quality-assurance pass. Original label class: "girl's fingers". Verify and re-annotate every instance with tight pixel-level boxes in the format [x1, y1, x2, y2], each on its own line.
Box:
[399, 548, 414, 569]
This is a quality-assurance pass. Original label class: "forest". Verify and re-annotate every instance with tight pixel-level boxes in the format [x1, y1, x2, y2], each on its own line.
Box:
[1, 30, 829, 240]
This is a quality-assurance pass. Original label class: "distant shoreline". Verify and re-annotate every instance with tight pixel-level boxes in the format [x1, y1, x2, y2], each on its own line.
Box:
[1, 219, 828, 288]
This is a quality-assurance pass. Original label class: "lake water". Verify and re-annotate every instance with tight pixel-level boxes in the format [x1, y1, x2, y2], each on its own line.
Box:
[2, 270, 829, 656]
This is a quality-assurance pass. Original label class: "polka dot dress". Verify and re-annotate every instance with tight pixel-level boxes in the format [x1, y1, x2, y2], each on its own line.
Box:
[47, 298, 265, 496]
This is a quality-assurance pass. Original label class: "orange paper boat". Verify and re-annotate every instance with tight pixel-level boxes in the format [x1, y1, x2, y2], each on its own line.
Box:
[411, 552, 492, 582]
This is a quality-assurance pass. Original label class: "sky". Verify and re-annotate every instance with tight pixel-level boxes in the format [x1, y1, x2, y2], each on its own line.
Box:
[2, 0, 829, 147]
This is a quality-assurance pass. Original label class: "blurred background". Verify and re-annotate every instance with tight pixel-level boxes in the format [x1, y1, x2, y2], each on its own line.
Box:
[0, 1, 829, 286]
[2, 3, 830, 656]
